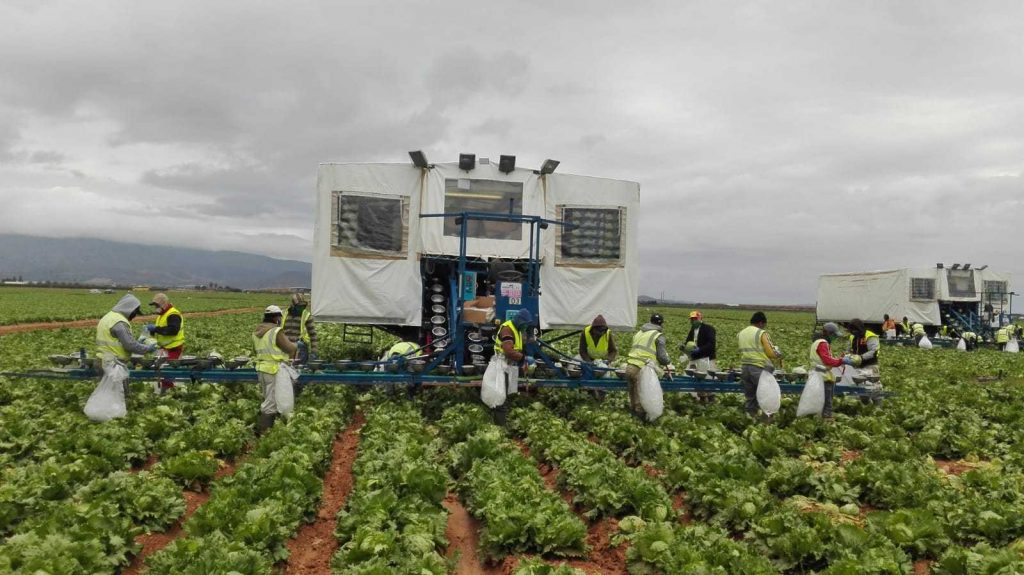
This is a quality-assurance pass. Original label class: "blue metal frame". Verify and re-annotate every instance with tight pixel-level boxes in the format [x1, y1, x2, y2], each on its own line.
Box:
[6, 367, 886, 398]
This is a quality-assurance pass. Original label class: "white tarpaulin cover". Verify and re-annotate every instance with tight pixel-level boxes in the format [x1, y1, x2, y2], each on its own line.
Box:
[817, 269, 940, 325]
[313, 162, 640, 330]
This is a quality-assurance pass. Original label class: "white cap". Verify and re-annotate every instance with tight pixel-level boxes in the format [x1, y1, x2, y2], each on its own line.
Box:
[264, 305, 283, 315]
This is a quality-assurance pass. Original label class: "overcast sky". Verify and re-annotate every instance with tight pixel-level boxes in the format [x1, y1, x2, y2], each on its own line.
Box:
[1, 0, 1022, 304]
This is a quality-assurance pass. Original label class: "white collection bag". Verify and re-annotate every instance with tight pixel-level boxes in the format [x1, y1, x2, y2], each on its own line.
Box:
[797, 371, 826, 417]
[274, 363, 298, 416]
[838, 366, 855, 386]
[84, 362, 129, 422]
[481, 356, 507, 408]
[918, 335, 933, 349]
[1006, 339, 1019, 354]
[956, 338, 967, 351]
[693, 357, 712, 373]
[756, 370, 781, 415]
[638, 363, 664, 421]
[885, 329, 896, 339]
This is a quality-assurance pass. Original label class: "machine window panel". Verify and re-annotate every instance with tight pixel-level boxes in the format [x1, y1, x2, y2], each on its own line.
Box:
[331, 192, 408, 258]
[910, 278, 935, 301]
[556, 206, 625, 266]
[443, 179, 524, 240]
[946, 269, 976, 298]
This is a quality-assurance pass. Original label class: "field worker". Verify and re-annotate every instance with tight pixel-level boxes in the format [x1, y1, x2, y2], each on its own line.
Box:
[624, 314, 672, 420]
[253, 305, 297, 433]
[881, 314, 896, 338]
[578, 315, 618, 363]
[736, 311, 783, 418]
[911, 322, 926, 344]
[682, 310, 717, 403]
[846, 318, 882, 405]
[962, 331, 979, 351]
[995, 325, 1010, 350]
[810, 323, 853, 420]
[96, 294, 158, 388]
[145, 293, 184, 391]
[282, 293, 317, 364]
[490, 308, 534, 425]
[900, 316, 911, 337]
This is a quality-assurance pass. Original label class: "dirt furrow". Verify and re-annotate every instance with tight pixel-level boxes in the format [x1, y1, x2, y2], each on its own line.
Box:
[283, 414, 365, 575]
[444, 494, 505, 575]
[0, 306, 264, 335]
[122, 456, 244, 575]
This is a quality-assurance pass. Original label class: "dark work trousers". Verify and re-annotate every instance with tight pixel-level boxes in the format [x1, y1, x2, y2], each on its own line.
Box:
[823, 381, 835, 417]
[493, 370, 511, 426]
[740, 365, 763, 415]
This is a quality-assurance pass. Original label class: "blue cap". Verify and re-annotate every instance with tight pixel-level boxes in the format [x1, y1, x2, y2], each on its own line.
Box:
[514, 308, 533, 326]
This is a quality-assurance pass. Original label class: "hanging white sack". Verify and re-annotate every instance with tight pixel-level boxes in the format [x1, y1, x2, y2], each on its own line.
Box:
[481, 356, 507, 408]
[274, 363, 298, 416]
[837, 366, 856, 386]
[918, 335, 933, 349]
[1006, 339, 1019, 353]
[756, 370, 781, 415]
[956, 338, 967, 351]
[84, 362, 129, 422]
[693, 357, 712, 373]
[638, 363, 664, 421]
[797, 371, 826, 417]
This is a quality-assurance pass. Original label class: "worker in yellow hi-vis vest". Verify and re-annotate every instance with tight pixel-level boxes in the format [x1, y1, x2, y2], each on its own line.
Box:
[253, 305, 297, 433]
[736, 311, 783, 418]
[624, 314, 672, 419]
[145, 293, 184, 392]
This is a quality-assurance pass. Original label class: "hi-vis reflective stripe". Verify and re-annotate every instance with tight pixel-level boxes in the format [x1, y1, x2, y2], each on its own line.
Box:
[154, 306, 185, 349]
[738, 326, 769, 367]
[283, 308, 312, 345]
[584, 326, 610, 359]
[388, 341, 419, 357]
[254, 327, 288, 374]
[809, 338, 836, 383]
[626, 329, 661, 367]
[493, 321, 523, 355]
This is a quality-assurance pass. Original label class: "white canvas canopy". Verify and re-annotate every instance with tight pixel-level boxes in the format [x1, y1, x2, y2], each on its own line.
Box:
[312, 161, 640, 331]
[817, 267, 1013, 326]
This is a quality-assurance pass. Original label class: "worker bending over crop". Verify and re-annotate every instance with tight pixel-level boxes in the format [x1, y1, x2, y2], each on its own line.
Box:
[253, 305, 297, 433]
[682, 310, 717, 403]
[624, 313, 672, 420]
[911, 322, 926, 344]
[578, 315, 617, 364]
[846, 318, 882, 405]
[995, 325, 1011, 350]
[491, 308, 534, 425]
[145, 293, 184, 391]
[881, 315, 896, 338]
[282, 293, 317, 364]
[962, 331, 979, 351]
[810, 322, 853, 420]
[736, 311, 783, 419]
[96, 294, 158, 394]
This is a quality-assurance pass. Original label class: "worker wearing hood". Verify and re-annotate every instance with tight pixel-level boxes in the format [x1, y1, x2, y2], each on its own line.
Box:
[578, 315, 617, 363]
[488, 308, 534, 425]
[96, 294, 157, 363]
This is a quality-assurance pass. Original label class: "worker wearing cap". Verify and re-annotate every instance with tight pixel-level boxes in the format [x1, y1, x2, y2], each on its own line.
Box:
[95, 294, 158, 397]
[846, 318, 882, 405]
[489, 308, 534, 425]
[282, 293, 317, 364]
[578, 315, 617, 363]
[682, 310, 717, 403]
[736, 311, 783, 418]
[144, 293, 184, 391]
[810, 323, 853, 419]
[624, 313, 672, 420]
[253, 305, 298, 433]
[900, 316, 911, 337]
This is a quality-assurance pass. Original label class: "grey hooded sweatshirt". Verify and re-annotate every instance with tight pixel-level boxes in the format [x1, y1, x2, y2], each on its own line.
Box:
[639, 322, 671, 366]
[106, 294, 152, 355]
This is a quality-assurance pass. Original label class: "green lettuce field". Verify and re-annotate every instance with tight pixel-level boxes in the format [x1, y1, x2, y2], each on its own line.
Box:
[1, 296, 1023, 574]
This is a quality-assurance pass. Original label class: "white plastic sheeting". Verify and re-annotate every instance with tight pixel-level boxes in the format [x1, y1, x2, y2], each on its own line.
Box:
[816, 269, 939, 325]
[312, 163, 423, 325]
[313, 162, 639, 330]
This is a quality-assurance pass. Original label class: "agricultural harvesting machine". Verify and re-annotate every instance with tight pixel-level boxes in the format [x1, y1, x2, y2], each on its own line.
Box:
[14, 155, 882, 400]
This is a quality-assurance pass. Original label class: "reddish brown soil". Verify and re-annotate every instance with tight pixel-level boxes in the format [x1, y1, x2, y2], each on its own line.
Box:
[840, 450, 862, 463]
[444, 493, 505, 575]
[641, 464, 661, 479]
[283, 415, 365, 575]
[914, 559, 933, 574]
[122, 490, 210, 575]
[131, 454, 159, 473]
[934, 459, 976, 476]
[123, 456, 243, 574]
[0, 307, 263, 335]
[672, 492, 693, 524]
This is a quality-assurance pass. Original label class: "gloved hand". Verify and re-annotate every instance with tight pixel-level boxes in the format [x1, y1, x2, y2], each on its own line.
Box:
[146, 344, 159, 354]
[691, 346, 701, 356]
[144, 323, 156, 332]
[841, 356, 854, 366]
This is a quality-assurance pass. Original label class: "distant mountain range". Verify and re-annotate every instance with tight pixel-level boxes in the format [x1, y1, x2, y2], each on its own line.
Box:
[0, 234, 311, 290]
